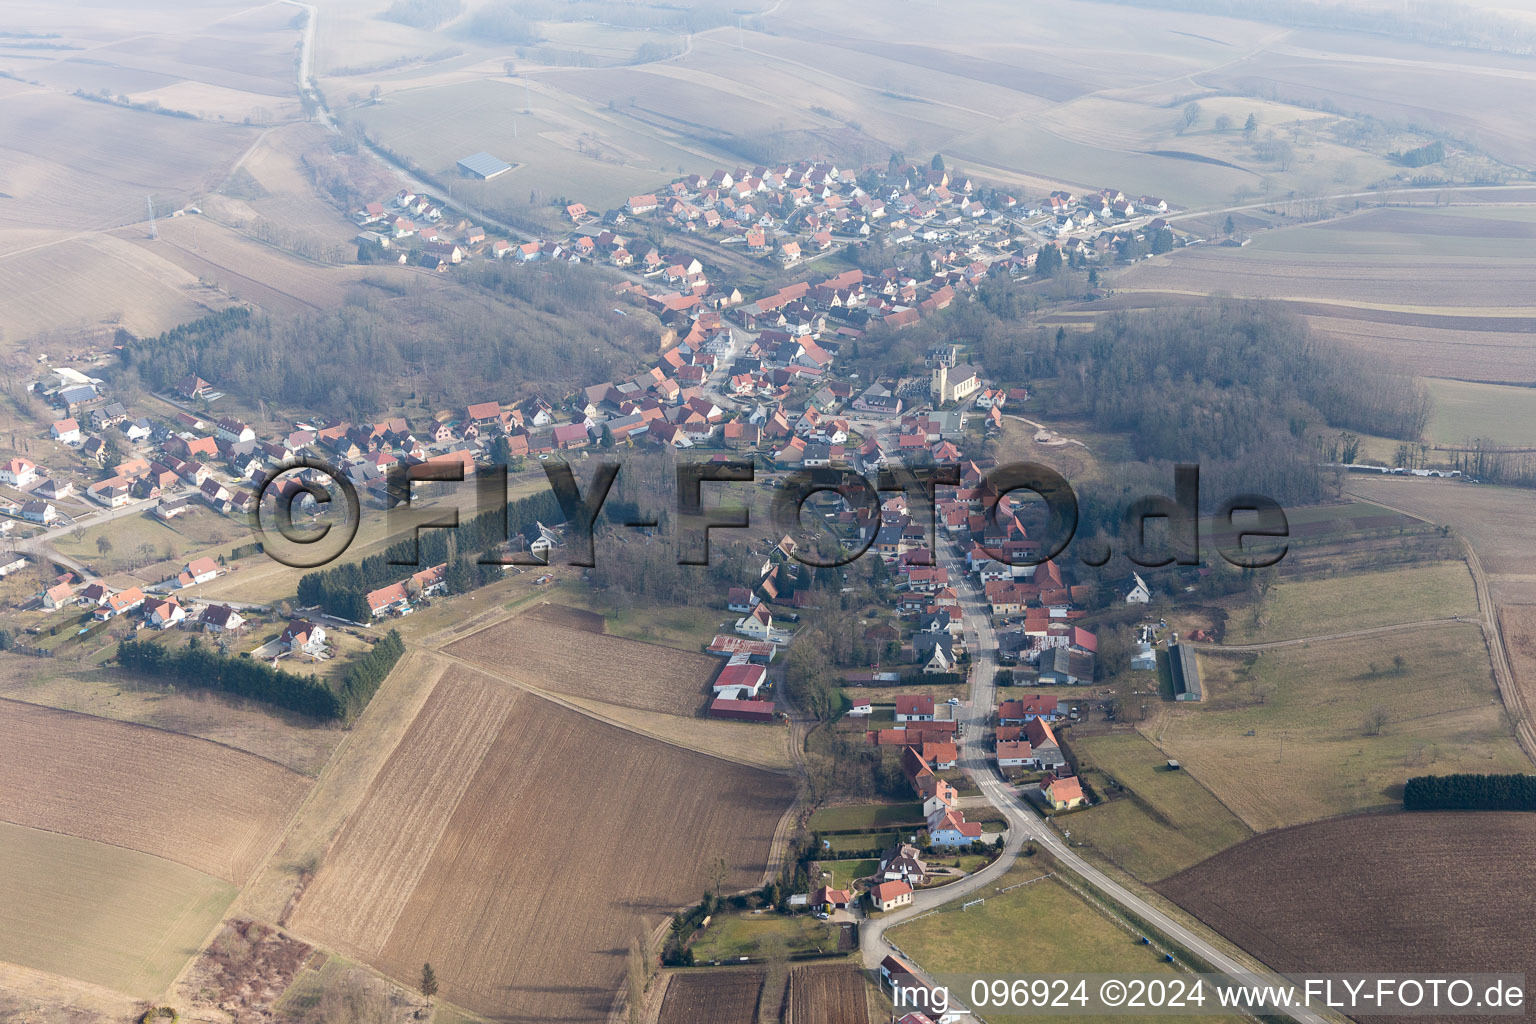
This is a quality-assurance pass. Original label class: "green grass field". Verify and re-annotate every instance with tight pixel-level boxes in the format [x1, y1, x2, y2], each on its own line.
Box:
[1146, 622, 1527, 831]
[1425, 379, 1536, 448]
[815, 858, 878, 892]
[1065, 732, 1252, 883]
[1222, 561, 1477, 644]
[691, 912, 843, 962]
[0, 820, 236, 997]
[889, 868, 1246, 1024]
[809, 802, 925, 831]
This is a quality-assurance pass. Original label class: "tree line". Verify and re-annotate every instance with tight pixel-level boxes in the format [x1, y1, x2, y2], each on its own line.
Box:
[1404, 773, 1536, 811]
[297, 487, 564, 619]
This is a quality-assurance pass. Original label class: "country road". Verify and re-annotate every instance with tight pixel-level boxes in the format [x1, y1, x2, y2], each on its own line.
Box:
[860, 540, 1333, 1024]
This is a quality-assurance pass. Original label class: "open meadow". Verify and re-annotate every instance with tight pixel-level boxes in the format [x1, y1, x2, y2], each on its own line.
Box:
[1144, 623, 1527, 831]
[0, 820, 236, 999]
[289, 672, 792, 1022]
[1065, 731, 1252, 883]
[888, 866, 1246, 1024]
[444, 609, 721, 715]
[1222, 561, 1477, 644]
[1160, 811, 1536, 1023]
[0, 698, 311, 883]
[1425, 379, 1536, 448]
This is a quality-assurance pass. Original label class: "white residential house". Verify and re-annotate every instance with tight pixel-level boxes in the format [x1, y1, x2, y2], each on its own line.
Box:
[50, 418, 81, 444]
[0, 457, 39, 487]
[735, 602, 774, 641]
[145, 599, 186, 629]
[279, 619, 328, 657]
[1125, 572, 1151, 604]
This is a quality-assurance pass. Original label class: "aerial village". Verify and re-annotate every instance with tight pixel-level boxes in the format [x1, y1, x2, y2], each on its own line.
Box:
[3, 157, 1189, 913]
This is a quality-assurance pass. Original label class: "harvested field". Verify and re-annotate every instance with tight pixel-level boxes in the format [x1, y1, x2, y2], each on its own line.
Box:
[291, 680, 791, 1022]
[657, 969, 764, 1024]
[0, 91, 260, 231]
[119, 216, 376, 316]
[287, 674, 519, 950]
[0, 699, 310, 883]
[0, 231, 229, 343]
[0, 819, 236, 998]
[445, 612, 720, 716]
[1113, 208, 1536, 381]
[0, 657, 343, 776]
[1160, 812, 1536, 1024]
[524, 601, 607, 634]
[785, 963, 869, 1024]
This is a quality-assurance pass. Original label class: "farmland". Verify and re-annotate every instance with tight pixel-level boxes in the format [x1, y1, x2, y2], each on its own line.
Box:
[657, 969, 763, 1024]
[1344, 477, 1536, 604]
[289, 674, 792, 1022]
[0, 657, 343, 775]
[1144, 623, 1528, 831]
[0, 820, 235, 998]
[0, 232, 230, 341]
[1112, 204, 1536, 382]
[444, 610, 721, 715]
[785, 964, 872, 1024]
[0, 699, 311, 883]
[1221, 561, 1477, 644]
[1498, 606, 1536, 762]
[888, 867, 1246, 1024]
[1065, 731, 1252, 883]
[1160, 812, 1536, 1014]
[1425, 379, 1536, 448]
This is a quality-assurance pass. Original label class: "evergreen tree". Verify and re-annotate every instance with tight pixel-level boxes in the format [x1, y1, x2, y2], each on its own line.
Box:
[421, 963, 438, 1004]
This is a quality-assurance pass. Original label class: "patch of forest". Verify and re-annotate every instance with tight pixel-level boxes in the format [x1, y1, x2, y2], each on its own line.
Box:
[120, 262, 658, 417]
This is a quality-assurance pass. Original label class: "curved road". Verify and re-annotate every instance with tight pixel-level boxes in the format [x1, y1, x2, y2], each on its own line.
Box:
[861, 540, 1331, 1024]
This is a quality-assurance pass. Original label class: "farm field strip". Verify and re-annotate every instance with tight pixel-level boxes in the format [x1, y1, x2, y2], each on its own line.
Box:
[0, 820, 236, 999]
[657, 969, 764, 1024]
[292, 682, 792, 1021]
[0, 699, 311, 884]
[444, 612, 720, 716]
[1067, 731, 1252, 883]
[785, 963, 870, 1024]
[287, 674, 519, 958]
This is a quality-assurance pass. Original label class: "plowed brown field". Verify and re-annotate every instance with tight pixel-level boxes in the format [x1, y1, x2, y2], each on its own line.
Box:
[1160, 812, 1536, 1024]
[445, 613, 719, 716]
[786, 963, 870, 1024]
[290, 674, 791, 1023]
[657, 969, 764, 1024]
[0, 699, 309, 883]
